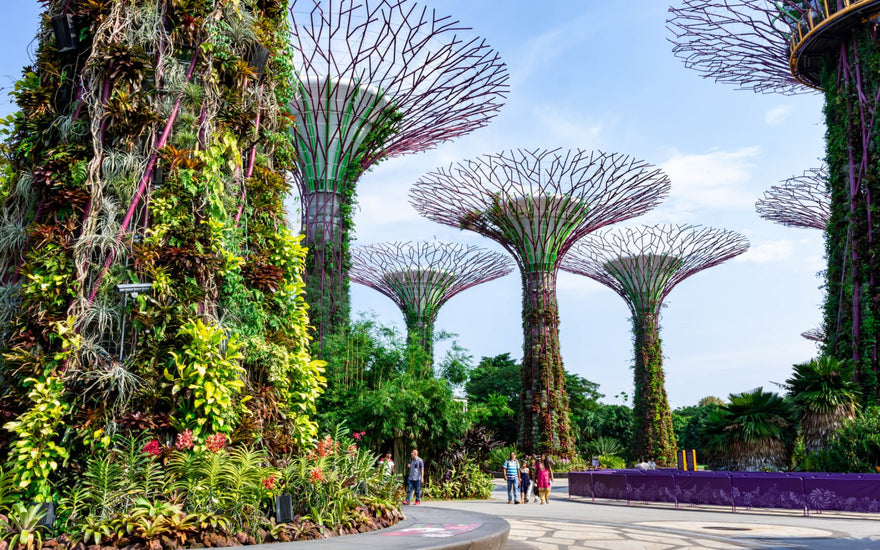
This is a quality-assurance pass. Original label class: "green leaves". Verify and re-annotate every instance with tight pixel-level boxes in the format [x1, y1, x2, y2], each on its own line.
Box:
[168, 319, 246, 440]
[3, 374, 70, 501]
[702, 387, 797, 471]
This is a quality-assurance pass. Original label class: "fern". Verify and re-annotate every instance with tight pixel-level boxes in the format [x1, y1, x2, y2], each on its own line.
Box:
[83, 455, 127, 520]
[0, 466, 17, 514]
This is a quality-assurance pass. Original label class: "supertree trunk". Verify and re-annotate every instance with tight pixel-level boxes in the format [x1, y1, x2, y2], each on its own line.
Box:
[404, 311, 434, 377]
[520, 270, 574, 456]
[303, 190, 350, 344]
[821, 29, 880, 403]
[631, 313, 676, 463]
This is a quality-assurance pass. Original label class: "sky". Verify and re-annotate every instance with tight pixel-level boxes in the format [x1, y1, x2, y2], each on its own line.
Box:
[0, 2, 828, 408]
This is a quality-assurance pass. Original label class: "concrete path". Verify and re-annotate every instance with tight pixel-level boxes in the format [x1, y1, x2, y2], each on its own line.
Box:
[423, 479, 880, 549]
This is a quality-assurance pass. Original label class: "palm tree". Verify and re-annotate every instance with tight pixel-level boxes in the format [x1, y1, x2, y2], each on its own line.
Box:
[702, 388, 798, 471]
[786, 356, 859, 453]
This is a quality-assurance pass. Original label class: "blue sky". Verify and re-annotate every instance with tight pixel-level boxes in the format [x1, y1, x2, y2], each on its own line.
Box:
[1, 2, 828, 408]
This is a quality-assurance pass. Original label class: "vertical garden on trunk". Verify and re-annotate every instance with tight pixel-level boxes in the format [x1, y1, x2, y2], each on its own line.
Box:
[0, 0, 324, 501]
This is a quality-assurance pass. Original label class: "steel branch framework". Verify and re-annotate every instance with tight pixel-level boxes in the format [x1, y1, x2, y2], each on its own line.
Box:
[287, 0, 509, 345]
[756, 167, 831, 230]
[667, 0, 815, 94]
[562, 224, 749, 463]
[410, 148, 671, 456]
[350, 241, 513, 367]
[669, 0, 880, 401]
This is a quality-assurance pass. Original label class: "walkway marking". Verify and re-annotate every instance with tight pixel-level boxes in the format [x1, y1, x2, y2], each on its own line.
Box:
[380, 522, 484, 538]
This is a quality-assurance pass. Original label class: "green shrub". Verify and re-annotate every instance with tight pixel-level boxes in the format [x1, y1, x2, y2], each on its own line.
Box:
[421, 460, 494, 500]
[808, 406, 880, 473]
[596, 455, 626, 470]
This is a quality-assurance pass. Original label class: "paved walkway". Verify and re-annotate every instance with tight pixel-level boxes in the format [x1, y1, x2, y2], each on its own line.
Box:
[424, 479, 880, 549]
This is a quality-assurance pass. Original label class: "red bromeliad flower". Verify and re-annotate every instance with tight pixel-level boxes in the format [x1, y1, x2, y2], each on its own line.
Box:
[263, 474, 276, 490]
[175, 429, 194, 450]
[142, 439, 162, 457]
[206, 433, 227, 453]
[310, 467, 324, 483]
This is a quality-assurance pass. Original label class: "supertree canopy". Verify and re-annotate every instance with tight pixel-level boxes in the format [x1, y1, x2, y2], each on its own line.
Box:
[756, 167, 831, 230]
[410, 148, 671, 455]
[350, 241, 514, 371]
[803, 327, 825, 342]
[287, 0, 509, 346]
[669, 0, 880, 402]
[562, 224, 749, 463]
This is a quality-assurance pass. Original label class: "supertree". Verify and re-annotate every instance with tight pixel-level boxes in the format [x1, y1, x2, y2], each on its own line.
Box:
[756, 167, 831, 230]
[349, 241, 514, 371]
[0, 1, 325, 498]
[668, 0, 880, 401]
[561, 225, 749, 462]
[410, 149, 671, 455]
[287, 0, 509, 346]
[802, 327, 825, 342]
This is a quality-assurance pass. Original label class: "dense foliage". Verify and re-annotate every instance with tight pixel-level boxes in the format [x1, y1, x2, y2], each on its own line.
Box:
[786, 356, 859, 453]
[0, 427, 402, 549]
[806, 406, 880, 473]
[703, 388, 798, 471]
[820, 30, 880, 404]
[0, 0, 326, 505]
[315, 319, 471, 473]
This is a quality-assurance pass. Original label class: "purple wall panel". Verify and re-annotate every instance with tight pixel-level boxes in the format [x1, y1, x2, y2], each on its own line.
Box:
[568, 470, 880, 514]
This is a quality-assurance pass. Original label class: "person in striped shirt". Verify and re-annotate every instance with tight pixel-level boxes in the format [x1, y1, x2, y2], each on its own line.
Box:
[503, 451, 521, 504]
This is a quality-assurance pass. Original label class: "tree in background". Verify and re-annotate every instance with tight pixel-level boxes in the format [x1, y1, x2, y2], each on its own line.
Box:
[316, 318, 470, 473]
[672, 399, 722, 463]
[466, 353, 603, 449]
[786, 356, 859, 453]
[412, 148, 670, 456]
[562, 224, 748, 463]
[703, 388, 798, 471]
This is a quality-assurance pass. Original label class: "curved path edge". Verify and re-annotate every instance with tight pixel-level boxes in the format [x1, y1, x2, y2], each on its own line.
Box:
[221, 507, 509, 550]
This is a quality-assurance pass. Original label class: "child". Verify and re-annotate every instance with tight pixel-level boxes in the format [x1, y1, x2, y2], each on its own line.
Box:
[519, 464, 532, 504]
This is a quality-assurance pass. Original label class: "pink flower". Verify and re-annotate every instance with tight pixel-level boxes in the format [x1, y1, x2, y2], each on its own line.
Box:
[348, 444, 357, 456]
[175, 429, 194, 450]
[142, 439, 162, 457]
[263, 474, 276, 490]
[353, 431, 365, 441]
[310, 467, 324, 483]
[206, 433, 226, 453]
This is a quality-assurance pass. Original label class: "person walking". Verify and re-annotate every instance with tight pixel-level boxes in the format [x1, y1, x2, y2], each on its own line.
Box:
[405, 449, 424, 505]
[535, 457, 553, 504]
[519, 462, 532, 504]
[503, 451, 521, 504]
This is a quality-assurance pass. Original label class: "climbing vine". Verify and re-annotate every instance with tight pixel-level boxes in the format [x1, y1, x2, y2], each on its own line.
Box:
[820, 29, 880, 404]
[0, 0, 324, 487]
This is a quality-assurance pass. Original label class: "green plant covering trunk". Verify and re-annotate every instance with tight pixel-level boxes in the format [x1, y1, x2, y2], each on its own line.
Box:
[0, 0, 325, 495]
[404, 311, 434, 378]
[630, 313, 676, 464]
[820, 29, 880, 404]
[520, 270, 574, 456]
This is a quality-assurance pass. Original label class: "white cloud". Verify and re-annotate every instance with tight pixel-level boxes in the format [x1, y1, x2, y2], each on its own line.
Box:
[735, 239, 795, 263]
[651, 147, 760, 220]
[765, 105, 795, 125]
[511, 12, 595, 86]
[530, 104, 603, 148]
